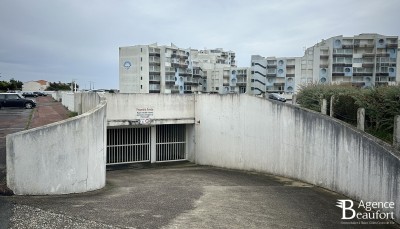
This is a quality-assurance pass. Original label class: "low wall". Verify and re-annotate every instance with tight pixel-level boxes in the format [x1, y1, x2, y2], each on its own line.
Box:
[105, 93, 195, 125]
[7, 95, 107, 195]
[60, 92, 101, 114]
[194, 94, 400, 221]
[61, 92, 75, 111]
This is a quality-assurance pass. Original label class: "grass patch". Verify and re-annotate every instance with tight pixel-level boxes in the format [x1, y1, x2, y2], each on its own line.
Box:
[68, 111, 78, 118]
[25, 108, 35, 129]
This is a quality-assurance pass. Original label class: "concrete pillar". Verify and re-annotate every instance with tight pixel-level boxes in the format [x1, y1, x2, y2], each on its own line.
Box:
[292, 94, 297, 105]
[321, 99, 327, 115]
[394, 115, 400, 149]
[330, 96, 334, 117]
[150, 126, 157, 163]
[357, 108, 365, 131]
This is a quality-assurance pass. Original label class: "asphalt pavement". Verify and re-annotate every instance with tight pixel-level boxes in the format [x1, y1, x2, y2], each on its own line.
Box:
[0, 162, 398, 228]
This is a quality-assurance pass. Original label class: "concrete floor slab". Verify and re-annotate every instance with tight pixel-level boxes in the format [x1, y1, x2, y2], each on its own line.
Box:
[1, 163, 398, 228]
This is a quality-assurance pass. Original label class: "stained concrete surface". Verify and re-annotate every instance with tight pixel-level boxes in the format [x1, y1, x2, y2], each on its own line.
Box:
[0, 96, 70, 191]
[0, 163, 398, 228]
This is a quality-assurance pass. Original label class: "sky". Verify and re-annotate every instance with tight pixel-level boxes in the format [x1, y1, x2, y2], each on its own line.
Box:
[0, 0, 399, 90]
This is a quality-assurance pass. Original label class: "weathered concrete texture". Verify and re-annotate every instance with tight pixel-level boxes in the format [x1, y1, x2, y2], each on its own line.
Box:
[3, 164, 396, 228]
[6, 95, 107, 195]
[194, 94, 400, 223]
[0, 108, 31, 172]
[105, 93, 195, 125]
[357, 107, 365, 131]
[394, 115, 400, 150]
[61, 92, 102, 114]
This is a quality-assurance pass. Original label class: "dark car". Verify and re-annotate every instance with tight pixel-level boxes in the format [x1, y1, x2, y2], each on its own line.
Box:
[33, 91, 47, 96]
[268, 93, 287, 102]
[22, 92, 38, 98]
[0, 93, 36, 109]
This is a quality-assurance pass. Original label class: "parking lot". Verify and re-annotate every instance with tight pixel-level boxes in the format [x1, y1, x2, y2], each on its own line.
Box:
[0, 107, 32, 171]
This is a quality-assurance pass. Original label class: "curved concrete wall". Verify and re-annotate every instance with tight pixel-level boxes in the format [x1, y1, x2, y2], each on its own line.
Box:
[194, 94, 400, 221]
[7, 95, 107, 195]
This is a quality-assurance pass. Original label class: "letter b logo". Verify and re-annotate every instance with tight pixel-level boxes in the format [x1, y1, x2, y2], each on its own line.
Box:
[336, 200, 356, 220]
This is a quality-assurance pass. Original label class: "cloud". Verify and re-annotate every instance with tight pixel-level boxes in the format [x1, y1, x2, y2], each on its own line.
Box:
[0, 0, 399, 89]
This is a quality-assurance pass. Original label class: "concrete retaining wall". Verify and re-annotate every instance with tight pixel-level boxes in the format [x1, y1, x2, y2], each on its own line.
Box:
[61, 92, 75, 111]
[194, 94, 400, 221]
[105, 93, 195, 126]
[7, 95, 107, 195]
[60, 92, 102, 114]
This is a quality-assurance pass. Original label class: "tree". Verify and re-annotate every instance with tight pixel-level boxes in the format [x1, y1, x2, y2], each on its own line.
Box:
[46, 82, 71, 91]
[0, 78, 23, 91]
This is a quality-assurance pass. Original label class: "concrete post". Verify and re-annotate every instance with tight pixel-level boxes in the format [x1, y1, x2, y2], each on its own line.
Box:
[330, 96, 334, 117]
[292, 94, 297, 105]
[150, 126, 157, 163]
[394, 115, 400, 149]
[357, 108, 365, 131]
[321, 99, 327, 115]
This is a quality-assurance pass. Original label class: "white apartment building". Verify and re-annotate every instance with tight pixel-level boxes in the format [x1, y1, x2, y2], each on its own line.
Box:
[250, 33, 399, 95]
[250, 55, 301, 95]
[119, 44, 250, 94]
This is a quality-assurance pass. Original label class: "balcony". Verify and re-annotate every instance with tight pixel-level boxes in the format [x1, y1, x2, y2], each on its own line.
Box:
[165, 75, 175, 84]
[149, 84, 160, 91]
[149, 75, 160, 82]
[149, 48, 161, 57]
[387, 43, 398, 48]
[376, 53, 390, 57]
[149, 66, 160, 73]
[165, 67, 175, 73]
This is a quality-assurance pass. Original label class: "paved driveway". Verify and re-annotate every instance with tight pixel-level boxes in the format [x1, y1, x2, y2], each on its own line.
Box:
[1, 163, 398, 228]
[0, 108, 32, 170]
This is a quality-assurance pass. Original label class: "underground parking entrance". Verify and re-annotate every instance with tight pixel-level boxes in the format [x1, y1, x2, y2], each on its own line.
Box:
[106, 124, 189, 165]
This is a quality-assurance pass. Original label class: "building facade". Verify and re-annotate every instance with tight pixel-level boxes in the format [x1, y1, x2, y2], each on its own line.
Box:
[249, 33, 399, 95]
[22, 80, 49, 91]
[119, 43, 250, 94]
[120, 34, 399, 95]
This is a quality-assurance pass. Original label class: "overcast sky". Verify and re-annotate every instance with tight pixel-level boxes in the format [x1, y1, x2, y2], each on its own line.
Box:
[0, 0, 399, 89]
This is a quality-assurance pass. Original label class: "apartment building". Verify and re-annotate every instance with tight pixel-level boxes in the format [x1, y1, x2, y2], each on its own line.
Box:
[119, 44, 250, 94]
[302, 33, 399, 88]
[249, 33, 399, 95]
[250, 55, 301, 95]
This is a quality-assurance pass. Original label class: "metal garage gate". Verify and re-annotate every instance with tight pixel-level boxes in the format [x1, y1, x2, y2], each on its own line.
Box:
[156, 124, 186, 162]
[106, 124, 186, 165]
[107, 127, 151, 165]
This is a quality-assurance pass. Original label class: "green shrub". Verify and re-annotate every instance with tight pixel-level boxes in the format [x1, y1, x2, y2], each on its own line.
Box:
[297, 84, 400, 144]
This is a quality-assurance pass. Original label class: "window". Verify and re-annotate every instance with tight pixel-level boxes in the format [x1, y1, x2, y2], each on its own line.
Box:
[215, 87, 219, 90]
[141, 57, 142, 62]
[239, 87, 246, 93]
[141, 85, 143, 89]
[8, 94, 19, 99]
[141, 66, 142, 71]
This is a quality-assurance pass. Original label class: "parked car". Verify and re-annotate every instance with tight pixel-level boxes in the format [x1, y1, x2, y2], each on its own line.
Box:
[22, 92, 38, 98]
[0, 93, 36, 109]
[33, 91, 47, 96]
[268, 93, 287, 102]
